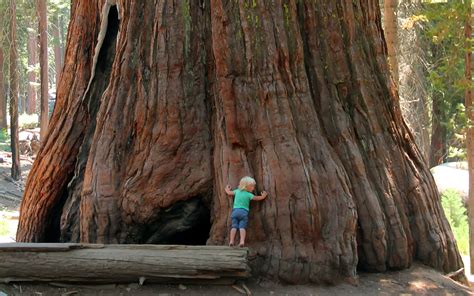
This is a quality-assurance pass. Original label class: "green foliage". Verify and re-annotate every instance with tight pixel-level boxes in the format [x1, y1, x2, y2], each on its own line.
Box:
[0, 128, 10, 152]
[441, 189, 469, 255]
[0, 128, 8, 142]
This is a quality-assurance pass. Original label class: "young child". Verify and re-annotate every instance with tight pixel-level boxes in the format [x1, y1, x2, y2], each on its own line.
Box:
[225, 176, 268, 247]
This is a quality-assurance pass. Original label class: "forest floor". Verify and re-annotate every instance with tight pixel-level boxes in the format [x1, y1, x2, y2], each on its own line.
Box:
[0, 152, 473, 295]
[0, 264, 472, 295]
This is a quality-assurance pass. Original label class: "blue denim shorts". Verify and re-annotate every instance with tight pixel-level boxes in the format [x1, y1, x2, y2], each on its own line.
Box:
[231, 208, 249, 229]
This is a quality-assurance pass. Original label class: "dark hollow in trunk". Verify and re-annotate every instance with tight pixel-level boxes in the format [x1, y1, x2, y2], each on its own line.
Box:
[17, 0, 464, 284]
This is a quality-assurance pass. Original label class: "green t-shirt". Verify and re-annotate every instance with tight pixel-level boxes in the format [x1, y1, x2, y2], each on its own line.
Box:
[233, 189, 254, 211]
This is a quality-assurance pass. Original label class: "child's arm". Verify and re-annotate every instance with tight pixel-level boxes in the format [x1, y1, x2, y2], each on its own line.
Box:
[252, 191, 268, 201]
[225, 185, 235, 196]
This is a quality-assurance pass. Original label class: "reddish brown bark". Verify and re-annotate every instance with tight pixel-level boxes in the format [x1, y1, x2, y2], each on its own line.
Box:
[17, 0, 463, 284]
[9, 0, 20, 180]
[27, 26, 37, 115]
[37, 0, 49, 140]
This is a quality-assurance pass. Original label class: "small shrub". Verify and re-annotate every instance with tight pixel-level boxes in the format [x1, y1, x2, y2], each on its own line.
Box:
[0, 129, 8, 142]
[441, 189, 469, 255]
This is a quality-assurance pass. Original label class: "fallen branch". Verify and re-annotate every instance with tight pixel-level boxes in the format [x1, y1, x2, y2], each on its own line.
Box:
[446, 268, 464, 279]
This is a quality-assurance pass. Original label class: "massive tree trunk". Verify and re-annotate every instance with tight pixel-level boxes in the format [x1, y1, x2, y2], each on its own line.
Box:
[9, 0, 20, 181]
[37, 0, 49, 141]
[383, 0, 399, 86]
[17, 0, 463, 284]
[27, 24, 37, 115]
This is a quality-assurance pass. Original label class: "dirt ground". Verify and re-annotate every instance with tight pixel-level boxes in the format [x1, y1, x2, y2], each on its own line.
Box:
[0, 153, 32, 211]
[0, 151, 473, 295]
[0, 264, 472, 295]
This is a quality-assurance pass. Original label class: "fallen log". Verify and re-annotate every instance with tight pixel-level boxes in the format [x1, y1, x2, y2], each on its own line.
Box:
[0, 243, 250, 284]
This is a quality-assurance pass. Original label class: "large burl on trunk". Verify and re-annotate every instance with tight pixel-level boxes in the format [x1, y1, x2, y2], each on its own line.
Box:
[17, 0, 463, 284]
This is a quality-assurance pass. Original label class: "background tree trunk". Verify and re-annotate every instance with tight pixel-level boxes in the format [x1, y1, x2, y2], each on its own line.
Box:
[9, 0, 20, 181]
[384, 0, 399, 85]
[53, 12, 63, 87]
[465, 0, 474, 275]
[430, 96, 447, 167]
[17, 0, 463, 284]
[27, 24, 37, 115]
[37, 0, 49, 141]
[0, 46, 6, 131]
[397, 0, 430, 162]
[0, 9, 6, 131]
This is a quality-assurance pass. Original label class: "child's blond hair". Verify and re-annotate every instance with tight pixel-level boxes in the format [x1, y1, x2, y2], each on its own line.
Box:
[238, 176, 256, 191]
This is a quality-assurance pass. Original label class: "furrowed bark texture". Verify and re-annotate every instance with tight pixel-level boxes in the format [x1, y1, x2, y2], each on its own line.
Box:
[18, 0, 463, 284]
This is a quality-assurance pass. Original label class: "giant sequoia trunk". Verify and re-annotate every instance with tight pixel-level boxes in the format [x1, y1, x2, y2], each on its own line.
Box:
[17, 0, 463, 284]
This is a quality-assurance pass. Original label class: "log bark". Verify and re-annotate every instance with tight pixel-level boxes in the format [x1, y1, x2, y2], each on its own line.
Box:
[37, 0, 49, 141]
[27, 24, 37, 115]
[17, 0, 464, 284]
[9, 0, 20, 181]
[0, 243, 249, 284]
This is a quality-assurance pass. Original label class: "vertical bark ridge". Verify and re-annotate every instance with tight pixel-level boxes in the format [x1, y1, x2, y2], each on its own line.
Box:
[60, 4, 120, 242]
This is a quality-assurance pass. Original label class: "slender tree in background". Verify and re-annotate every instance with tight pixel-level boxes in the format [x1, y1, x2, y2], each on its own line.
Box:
[53, 12, 63, 86]
[0, 47, 6, 131]
[384, 0, 399, 85]
[37, 0, 49, 140]
[17, 0, 464, 284]
[465, 0, 474, 274]
[27, 24, 37, 114]
[9, 0, 20, 181]
[0, 10, 7, 131]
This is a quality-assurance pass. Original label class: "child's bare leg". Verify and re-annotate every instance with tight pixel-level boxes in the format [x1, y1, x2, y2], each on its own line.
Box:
[229, 228, 237, 246]
[239, 229, 246, 247]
